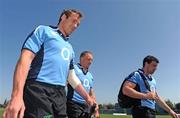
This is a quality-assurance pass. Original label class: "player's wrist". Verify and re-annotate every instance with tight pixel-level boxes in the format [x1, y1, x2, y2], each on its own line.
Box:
[86, 96, 94, 106]
[11, 91, 23, 100]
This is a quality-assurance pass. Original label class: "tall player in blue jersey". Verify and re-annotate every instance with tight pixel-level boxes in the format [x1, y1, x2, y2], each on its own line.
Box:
[122, 55, 179, 118]
[3, 9, 94, 118]
[67, 51, 99, 118]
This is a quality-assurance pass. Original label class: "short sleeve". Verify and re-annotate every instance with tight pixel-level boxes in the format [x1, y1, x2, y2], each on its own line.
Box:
[126, 72, 139, 85]
[22, 25, 45, 54]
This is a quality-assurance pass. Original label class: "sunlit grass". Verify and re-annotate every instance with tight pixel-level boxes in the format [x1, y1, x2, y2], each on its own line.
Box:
[0, 108, 4, 118]
[100, 114, 171, 118]
[0, 108, 172, 118]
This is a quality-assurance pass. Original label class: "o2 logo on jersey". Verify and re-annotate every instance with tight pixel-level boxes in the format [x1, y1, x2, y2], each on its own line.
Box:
[61, 48, 70, 61]
[83, 79, 90, 88]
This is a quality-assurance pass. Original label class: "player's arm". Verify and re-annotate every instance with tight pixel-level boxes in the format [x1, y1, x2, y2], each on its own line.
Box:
[123, 81, 156, 99]
[3, 49, 35, 118]
[155, 94, 179, 118]
[89, 88, 100, 118]
[89, 88, 96, 100]
[67, 69, 93, 105]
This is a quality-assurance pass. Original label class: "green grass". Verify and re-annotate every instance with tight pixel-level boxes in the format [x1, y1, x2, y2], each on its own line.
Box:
[100, 114, 131, 118]
[100, 114, 172, 118]
[0, 108, 4, 118]
[0, 109, 172, 118]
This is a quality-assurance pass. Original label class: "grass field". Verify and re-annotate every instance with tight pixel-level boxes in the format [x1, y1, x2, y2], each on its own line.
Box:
[0, 108, 4, 118]
[0, 108, 172, 118]
[100, 114, 172, 118]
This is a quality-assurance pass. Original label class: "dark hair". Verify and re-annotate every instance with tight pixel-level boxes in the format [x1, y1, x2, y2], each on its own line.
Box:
[58, 9, 83, 25]
[143, 55, 159, 67]
[80, 51, 93, 58]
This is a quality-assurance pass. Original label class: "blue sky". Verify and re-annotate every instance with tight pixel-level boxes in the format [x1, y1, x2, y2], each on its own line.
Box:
[0, 0, 180, 104]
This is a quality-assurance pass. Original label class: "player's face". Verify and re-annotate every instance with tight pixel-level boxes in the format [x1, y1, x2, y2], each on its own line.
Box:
[62, 13, 81, 36]
[147, 61, 158, 74]
[81, 53, 93, 69]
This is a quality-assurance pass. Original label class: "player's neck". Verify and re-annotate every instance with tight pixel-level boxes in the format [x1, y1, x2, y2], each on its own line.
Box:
[142, 68, 150, 76]
[58, 24, 68, 37]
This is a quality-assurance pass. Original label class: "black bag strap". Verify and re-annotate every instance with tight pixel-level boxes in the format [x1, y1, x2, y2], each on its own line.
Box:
[137, 70, 151, 91]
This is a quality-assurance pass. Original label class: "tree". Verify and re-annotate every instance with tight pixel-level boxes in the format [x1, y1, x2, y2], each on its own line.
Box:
[175, 102, 180, 113]
[98, 104, 103, 110]
[175, 103, 180, 110]
[165, 99, 175, 110]
[106, 103, 114, 109]
[3, 98, 9, 108]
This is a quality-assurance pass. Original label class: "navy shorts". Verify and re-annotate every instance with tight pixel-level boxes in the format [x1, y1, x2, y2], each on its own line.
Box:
[66, 99, 88, 118]
[23, 80, 67, 118]
[132, 106, 156, 118]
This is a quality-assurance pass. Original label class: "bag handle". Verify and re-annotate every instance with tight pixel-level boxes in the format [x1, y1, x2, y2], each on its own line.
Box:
[137, 71, 151, 91]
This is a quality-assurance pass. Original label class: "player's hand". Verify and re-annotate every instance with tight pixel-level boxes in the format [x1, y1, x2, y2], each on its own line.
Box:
[3, 96, 25, 118]
[145, 91, 156, 100]
[169, 110, 179, 118]
[94, 105, 100, 118]
[86, 96, 94, 106]
[94, 111, 100, 118]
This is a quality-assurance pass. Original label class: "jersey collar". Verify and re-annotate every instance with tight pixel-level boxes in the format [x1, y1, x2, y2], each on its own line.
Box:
[77, 63, 88, 75]
[49, 26, 70, 41]
[138, 68, 152, 81]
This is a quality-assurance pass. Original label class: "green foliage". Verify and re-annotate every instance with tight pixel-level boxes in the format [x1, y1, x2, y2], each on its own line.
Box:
[165, 99, 175, 110]
[175, 103, 180, 109]
[3, 99, 9, 108]
[99, 104, 103, 109]
[106, 103, 115, 109]
[0, 98, 9, 108]
[99, 103, 115, 110]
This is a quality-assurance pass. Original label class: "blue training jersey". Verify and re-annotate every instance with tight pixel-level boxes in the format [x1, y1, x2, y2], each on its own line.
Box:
[22, 25, 75, 86]
[127, 69, 157, 110]
[67, 64, 94, 104]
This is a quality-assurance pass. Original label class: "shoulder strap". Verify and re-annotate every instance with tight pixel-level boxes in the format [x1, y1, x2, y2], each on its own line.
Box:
[137, 70, 151, 91]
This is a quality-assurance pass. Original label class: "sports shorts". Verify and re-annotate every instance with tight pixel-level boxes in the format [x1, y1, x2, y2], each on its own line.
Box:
[66, 99, 88, 118]
[23, 80, 67, 118]
[132, 106, 156, 118]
